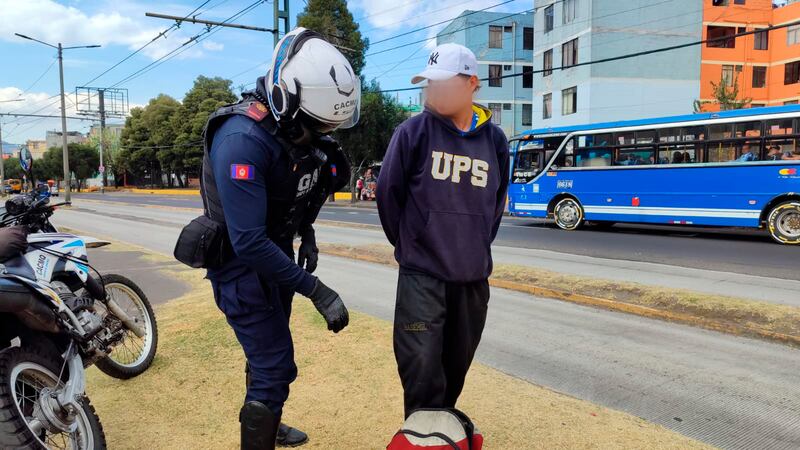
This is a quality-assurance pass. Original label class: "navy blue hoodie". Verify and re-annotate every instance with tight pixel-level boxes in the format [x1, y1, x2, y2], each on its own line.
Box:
[376, 104, 509, 283]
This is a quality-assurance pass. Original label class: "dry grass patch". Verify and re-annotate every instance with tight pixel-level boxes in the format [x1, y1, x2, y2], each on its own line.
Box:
[86, 267, 709, 450]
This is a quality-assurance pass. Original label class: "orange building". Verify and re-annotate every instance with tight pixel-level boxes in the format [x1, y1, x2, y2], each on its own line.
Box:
[699, 0, 800, 111]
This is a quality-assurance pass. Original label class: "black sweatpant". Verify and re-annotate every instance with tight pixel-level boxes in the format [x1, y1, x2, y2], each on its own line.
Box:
[393, 266, 490, 418]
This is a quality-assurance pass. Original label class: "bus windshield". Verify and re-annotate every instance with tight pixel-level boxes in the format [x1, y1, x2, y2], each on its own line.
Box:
[512, 137, 563, 183]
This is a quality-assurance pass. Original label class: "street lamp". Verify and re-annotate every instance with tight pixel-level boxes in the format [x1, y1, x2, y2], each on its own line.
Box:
[15, 33, 100, 202]
[0, 98, 26, 196]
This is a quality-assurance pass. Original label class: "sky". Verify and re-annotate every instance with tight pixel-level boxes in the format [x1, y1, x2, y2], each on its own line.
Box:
[0, 0, 526, 147]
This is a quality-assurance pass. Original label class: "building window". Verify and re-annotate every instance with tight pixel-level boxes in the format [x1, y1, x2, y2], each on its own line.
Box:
[722, 65, 735, 87]
[523, 27, 534, 50]
[503, 103, 512, 111]
[563, 0, 577, 24]
[752, 66, 766, 88]
[489, 26, 503, 48]
[754, 30, 768, 50]
[543, 49, 553, 76]
[562, 86, 577, 115]
[734, 0, 745, 4]
[503, 64, 512, 71]
[562, 38, 578, 68]
[786, 61, 800, 85]
[785, 100, 799, 105]
[522, 65, 533, 88]
[543, 93, 552, 119]
[707, 26, 736, 48]
[788, 25, 800, 46]
[488, 103, 502, 125]
[488, 64, 503, 87]
[522, 103, 532, 126]
[712, 0, 729, 5]
[750, 103, 765, 108]
[544, 5, 554, 33]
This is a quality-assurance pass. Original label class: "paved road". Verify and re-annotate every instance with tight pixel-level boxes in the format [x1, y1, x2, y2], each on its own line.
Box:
[73, 192, 800, 281]
[53, 196, 800, 450]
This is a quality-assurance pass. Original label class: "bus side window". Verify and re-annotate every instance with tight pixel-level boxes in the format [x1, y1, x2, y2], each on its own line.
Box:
[555, 138, 575, 168]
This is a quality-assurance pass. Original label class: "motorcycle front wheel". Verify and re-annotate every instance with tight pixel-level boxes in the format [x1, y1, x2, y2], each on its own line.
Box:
[0, 345, 106, 450]
[95, 274, 158, 380]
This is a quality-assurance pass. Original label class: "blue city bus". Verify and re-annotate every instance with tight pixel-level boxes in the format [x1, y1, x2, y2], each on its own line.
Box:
[507, 105, 800, 244]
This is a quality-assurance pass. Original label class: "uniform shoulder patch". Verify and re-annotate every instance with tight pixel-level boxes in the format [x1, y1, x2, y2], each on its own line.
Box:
[231, 164, 255, 180]
[245, 101, 269, 121]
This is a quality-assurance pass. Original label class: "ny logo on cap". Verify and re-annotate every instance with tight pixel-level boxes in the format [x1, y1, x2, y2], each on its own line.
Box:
[428, 52, 439, 66]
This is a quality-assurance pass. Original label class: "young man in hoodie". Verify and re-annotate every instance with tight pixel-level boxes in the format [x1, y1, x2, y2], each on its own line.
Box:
[376, 43, 510, 417]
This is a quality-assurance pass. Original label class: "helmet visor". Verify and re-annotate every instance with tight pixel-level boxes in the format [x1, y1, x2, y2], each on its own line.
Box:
[337, 81, 360, 130]
[300, 81, 361, 131]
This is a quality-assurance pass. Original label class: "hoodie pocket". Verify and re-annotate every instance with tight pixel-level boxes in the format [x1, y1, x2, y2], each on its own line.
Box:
[415, 210, 491, 281]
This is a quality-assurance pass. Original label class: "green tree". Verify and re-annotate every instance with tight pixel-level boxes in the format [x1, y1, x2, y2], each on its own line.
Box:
[694, 73, 752, 112]
[39, 143, 99, 191]
[3, 157, 24, 180]
[119, 106, 161, 185]
[334, 80, 407, 202]
[171, 76, 237, 179]
[297, 0, 369, 76]
[141, 95, 182, 186]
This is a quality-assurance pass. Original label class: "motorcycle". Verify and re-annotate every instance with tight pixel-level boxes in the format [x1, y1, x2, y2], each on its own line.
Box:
[0, 148, 158, 449]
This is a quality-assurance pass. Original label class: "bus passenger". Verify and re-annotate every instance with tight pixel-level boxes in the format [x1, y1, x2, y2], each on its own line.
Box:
[738, 143, 757, 162]
[672, 151, 684, 164]
[767, 145, 783, 161]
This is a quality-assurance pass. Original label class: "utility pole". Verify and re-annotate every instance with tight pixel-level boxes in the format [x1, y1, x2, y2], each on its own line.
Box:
[57, 43, 71, 201]
[15, 33, 100, 202]
[98, 89, 106, 193]
[274, 0, 290, 46]
[75, 86, 127, 193]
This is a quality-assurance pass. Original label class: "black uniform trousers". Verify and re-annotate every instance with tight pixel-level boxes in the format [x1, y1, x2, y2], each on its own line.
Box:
[393, 266, 490, 418]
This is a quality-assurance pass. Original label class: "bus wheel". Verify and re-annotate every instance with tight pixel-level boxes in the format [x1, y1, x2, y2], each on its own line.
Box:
[554, 197, 584, 231]
[767, 201, 800, 244]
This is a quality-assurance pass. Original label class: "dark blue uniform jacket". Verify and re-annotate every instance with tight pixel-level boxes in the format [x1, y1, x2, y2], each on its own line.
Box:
[205, 114, 316, 296]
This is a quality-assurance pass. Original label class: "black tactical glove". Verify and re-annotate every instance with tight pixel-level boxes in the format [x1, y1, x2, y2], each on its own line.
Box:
[0, 226, 28, 262]
[308, 279, 349, 333]
[297, 228, 318, 274]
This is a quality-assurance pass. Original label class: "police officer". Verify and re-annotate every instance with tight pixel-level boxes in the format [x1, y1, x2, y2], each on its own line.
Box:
[201, 28, 360, 449]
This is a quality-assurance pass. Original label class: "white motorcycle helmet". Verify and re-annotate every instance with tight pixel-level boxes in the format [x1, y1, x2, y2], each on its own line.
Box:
[265, 27, 361, 134]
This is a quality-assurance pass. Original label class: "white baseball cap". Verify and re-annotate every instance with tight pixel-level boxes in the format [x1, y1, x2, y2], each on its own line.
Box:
[411, 43, 478, 84]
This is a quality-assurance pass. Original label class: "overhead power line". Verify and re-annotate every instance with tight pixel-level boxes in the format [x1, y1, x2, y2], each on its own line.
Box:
[367, 8, 534, 56]
[109, 0, 265, 88]
[369, 0, 520, 46]
[81, 0, 214, 86]
[374, 20, 800, 94]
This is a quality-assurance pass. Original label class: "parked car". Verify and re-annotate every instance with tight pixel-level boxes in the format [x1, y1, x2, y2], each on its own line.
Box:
[5, 179, 22, 194]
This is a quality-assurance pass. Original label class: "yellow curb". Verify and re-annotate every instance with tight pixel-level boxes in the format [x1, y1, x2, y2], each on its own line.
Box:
[120, 189, 355, 200]
[127, 188, 200, 196]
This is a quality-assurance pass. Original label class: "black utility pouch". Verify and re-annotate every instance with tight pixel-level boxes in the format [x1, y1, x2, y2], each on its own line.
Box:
[174, 215, 228, 269]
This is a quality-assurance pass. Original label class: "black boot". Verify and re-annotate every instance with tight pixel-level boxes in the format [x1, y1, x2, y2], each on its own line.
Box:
[276, 423, 309, 447]
[240, 401, 281, 450]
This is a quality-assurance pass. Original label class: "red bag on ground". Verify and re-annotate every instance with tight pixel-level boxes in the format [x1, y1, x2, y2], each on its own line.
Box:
[387, 408, 483, 450]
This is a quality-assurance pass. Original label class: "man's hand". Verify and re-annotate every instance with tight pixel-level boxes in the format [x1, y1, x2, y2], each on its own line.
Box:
[297, 229, 318, 273]
[308, 279, 349, 333]
[0, 226, 28, 261]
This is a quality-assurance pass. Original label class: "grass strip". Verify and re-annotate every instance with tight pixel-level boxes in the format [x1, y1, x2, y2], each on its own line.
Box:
[317, 243, 800, 347]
